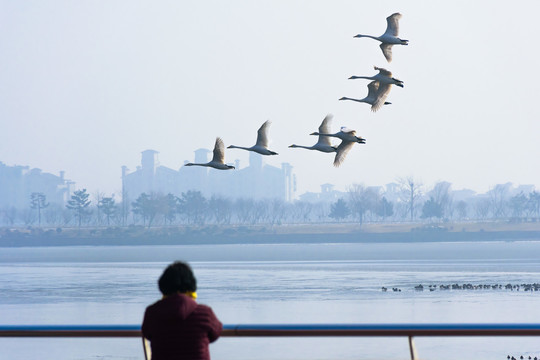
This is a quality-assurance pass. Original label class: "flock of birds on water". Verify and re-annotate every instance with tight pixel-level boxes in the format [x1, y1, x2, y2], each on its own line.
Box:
[185, 13, 408, 169]
[381, 283, 540, 292]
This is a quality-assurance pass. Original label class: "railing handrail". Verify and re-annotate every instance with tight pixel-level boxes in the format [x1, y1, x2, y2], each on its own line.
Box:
[3, 323, 540, 337]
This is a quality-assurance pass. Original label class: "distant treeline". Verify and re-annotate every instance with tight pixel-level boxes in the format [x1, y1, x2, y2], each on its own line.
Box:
[1, 181, 540, 228]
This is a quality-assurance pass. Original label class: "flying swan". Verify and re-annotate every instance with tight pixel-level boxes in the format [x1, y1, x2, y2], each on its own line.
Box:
[346, 66, 403, 111]
[289, 114, 337, 153]
[185, 137, 235, 170]
[227, 120, 278, 155]
[310, 126, 366, 167]
[339, 80, 392, 112]
[354, 13, 408, 62]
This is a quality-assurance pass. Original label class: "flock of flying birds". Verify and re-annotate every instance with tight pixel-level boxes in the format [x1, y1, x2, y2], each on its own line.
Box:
[185, 13, 408, 170]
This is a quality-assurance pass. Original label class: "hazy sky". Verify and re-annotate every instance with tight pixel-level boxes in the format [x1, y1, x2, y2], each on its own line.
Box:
[1, 1, 539, 197]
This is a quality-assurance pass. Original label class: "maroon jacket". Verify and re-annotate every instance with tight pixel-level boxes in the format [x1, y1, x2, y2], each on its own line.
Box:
[142, 293, 222, 360]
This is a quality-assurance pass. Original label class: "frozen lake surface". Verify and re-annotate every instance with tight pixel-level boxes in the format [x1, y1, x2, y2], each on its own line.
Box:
[1, 241, 540, 360]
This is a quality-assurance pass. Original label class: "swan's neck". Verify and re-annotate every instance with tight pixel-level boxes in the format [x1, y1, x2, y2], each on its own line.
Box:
[350, 76, 371, 80]
[291, 145, 312, 150]
[355, 34, 379, 41]
[185, 162, 208, 167]
[228, 145, 250, 151]
[340, 97, 364, 103]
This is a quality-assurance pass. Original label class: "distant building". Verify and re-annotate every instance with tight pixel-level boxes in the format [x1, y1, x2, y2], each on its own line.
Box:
[0, 161, 71, 208]
[451, 188, 477, 202]
[122, 149, 295, 201]
[299, 183, 345, 203]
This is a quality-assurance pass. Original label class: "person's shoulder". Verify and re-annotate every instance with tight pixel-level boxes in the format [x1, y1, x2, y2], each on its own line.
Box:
[191, 303, 219, 319]
[194, 303, 215, 313]
[144, 298, 164, 313]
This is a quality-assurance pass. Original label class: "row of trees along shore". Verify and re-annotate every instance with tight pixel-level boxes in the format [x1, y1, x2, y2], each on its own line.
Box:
[2, 179, 540, 228]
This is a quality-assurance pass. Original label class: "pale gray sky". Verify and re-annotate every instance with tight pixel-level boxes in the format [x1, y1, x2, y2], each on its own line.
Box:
[1, 1, 539, 197]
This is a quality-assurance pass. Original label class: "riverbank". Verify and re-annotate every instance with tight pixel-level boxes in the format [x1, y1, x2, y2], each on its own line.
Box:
[1, 221, 540, 247]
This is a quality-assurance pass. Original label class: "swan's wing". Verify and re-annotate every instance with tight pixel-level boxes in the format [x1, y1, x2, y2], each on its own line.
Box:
[374, 66, 392, 77]
[317, 135, 333, 147]
[212, 137, 226, 163]
[366, 81, 380, 100]
[379, 43, 393, 62]
[333, 140, 355, 167]
[255, 120, 271, 148]
[371, 83, 392, 112]
[319, 114, 333, 133]
[384, 13, 401, 37]
[317, 114, 333, 146]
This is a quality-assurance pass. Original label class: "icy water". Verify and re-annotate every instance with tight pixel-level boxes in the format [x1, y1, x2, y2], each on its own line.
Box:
[1, 241, 540, 360]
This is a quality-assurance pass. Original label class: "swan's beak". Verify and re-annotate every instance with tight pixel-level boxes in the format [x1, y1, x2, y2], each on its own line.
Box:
[353, 34, 362, 38]
[396, 83, 404, 88]
[348, 76, 356, 80]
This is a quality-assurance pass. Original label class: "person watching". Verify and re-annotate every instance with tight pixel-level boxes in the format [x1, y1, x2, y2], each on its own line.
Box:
[142, 261, 222, 360]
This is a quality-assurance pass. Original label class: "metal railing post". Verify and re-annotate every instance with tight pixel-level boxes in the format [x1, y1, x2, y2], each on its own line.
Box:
[142, 337, 151, 360]
[408, 335, 418, 360]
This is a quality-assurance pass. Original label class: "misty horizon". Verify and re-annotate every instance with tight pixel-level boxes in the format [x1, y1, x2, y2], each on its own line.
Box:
[1, 1, 539, 198]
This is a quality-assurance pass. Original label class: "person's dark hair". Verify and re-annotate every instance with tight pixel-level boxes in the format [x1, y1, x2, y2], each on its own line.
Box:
[158, 261, 197, 296]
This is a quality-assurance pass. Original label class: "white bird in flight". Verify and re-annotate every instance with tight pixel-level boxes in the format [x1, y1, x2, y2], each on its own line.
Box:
[227, 120, 278, 155]
[289, 114, 338, 153]
[310, 126, 366, 167]
[348, 66, 404, 87]
[346, 66, 403, 111]
[339, 81, 392, 112]
[185, 137, 235, 170]
[353, 13, 408, 63]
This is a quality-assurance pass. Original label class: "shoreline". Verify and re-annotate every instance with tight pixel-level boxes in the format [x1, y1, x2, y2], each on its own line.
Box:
[1, 222, 540, 247]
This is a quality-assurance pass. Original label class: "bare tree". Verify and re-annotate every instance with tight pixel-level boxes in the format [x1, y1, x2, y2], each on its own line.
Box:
[268, 199, 287, 225]
[529, 191, 540, 220]
[44, 204, 64, 226]
[398, 177, 423, 222]
[1, 207, 17, 226]
[429, 181, 453, 219]
[234, 198, 254, 224]
[208, 196, 232, 224]
[289, 201, 313, 223]
[347, 184, 381, 224]
[509, 192, 528, 220]
[488, 183, 511, 219]
[253, 200, 269, 224]
[121, 191, 130, 227]
[93, 191, 105, 226]
[455, 200, 468, 220]
[474, 198, 491, 220]
[20, 209, 36, 226]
